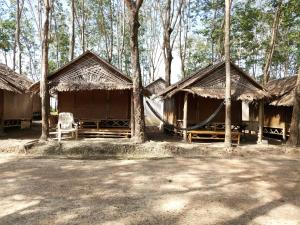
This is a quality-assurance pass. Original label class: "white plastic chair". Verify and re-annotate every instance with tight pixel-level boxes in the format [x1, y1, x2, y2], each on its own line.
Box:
[57, 112, 78, 141]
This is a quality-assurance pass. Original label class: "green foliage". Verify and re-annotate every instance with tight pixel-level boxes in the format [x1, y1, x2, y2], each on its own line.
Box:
[0, 19, 15, 52]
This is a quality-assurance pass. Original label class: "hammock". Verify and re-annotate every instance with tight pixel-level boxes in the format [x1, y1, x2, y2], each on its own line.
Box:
[145, 99, 225, 131]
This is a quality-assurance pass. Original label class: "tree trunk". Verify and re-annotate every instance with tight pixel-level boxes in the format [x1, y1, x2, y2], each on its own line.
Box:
[109, 0, 114, 63]
[16, 0, 21, 74]
[69, 0, 75, 61]
[263, 2, 282, 85]
[179, 0, 189, 78]
[124, 0, 145, 143]
[40, 0, 51, 141]
[164, 33, 172, 86]
[287, 67, 300, 147]
[161, 0, 183, 86]
[14, 0, 24, 74]
[258, 1, 281, 144]
[4, 51, 8, 65]
[224, 0, 231, 148]
[81, 0, 85, 53]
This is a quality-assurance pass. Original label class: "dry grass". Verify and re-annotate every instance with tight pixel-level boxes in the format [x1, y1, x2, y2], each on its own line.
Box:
[0, 153, 299, 225]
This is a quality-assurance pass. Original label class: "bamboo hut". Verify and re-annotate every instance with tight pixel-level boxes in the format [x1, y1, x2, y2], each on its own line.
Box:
[144, 78, 166, 127]
[0, 64, 36, 129]
[250, 76, 296, 140]
[158, 62, 268, 142]
[31, 51, 133, 138]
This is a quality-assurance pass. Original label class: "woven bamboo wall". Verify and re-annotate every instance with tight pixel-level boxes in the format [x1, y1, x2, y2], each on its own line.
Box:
[32, 94, 41, 113]
[164, 92, 242, 126]
[58, 90, 131, 120]
[164, 98, 176, 124]
[250, 104, 292, 128]
[2, 91, 33, 120]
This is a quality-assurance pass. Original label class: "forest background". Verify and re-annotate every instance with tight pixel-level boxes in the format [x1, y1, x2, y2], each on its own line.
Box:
[0, 0, 299, 85]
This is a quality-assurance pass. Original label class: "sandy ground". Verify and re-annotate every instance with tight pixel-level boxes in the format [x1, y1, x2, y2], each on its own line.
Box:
[0, 153, 300, 225]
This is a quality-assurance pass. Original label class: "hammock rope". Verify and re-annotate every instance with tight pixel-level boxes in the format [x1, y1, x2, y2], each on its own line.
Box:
[145, 99, 225, 131]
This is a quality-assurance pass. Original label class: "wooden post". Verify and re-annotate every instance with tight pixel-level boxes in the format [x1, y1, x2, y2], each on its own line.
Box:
[183, 92, 188, 141]
[282, 122, 286, 141]
[0, 119, 4, 136]
[130, 91, 135, 138]
[257, 100, 264, 144]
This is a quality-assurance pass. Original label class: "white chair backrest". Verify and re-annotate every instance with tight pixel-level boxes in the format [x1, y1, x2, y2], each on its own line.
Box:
[58, 112, 74, 130]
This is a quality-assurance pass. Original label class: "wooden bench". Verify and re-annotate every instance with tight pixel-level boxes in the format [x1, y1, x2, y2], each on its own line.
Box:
[79, 128, 131, 138]
[187, 130, 241, 145]
[77, 119, 131, 138]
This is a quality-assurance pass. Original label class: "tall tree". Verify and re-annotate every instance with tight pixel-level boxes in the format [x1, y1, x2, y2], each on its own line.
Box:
[263, 1, 282, 85]
[160, 0, 183, 86]
[258, 1, 282, 144]
[124, 0, 145, 143]
[13, 0, 24, 73]
[287, 67, 300, 146]
[224, 0, 231, 147]
[69, 0, 75, 60]
[178, 0, 190, 77]
[40, 0, 51, 141]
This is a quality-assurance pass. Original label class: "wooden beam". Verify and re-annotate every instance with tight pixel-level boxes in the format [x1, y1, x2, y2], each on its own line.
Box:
[183, 92, 188, 141]
[257, 100, 264, 144]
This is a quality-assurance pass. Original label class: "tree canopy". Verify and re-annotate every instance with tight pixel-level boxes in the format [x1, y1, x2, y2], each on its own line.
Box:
[0, 0, 299, 84]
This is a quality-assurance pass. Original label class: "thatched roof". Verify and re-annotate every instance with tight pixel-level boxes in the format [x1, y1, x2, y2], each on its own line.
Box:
[0, 64, 32, 93]
[145, 78, 166, 95]
[158, 62, 268, 102]
[31, 51, 132, 93]
[266, 75, 297, 107]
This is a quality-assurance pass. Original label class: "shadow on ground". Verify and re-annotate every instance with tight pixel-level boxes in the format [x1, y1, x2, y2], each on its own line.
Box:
[0, 154, 299, 225]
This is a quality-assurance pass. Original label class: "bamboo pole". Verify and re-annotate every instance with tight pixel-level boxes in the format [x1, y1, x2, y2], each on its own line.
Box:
[130, 91, 135, 138]
[257, 100, 264, 144]
[183, 92, 188, 141]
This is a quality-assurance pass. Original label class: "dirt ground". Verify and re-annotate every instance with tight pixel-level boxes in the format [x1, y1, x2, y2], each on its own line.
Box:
[0, 153, 300, 225]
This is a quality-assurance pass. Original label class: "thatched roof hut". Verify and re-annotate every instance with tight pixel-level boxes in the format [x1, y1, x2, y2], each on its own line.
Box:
[159, 62, 268, 136]
[31, 51, 133, 137]
[252, 75, 298, 140]
[145, 78, 166, 96]
[159, 62, 268, 101]
[266, 75, 297, 106]
[0, 64, 37, 129]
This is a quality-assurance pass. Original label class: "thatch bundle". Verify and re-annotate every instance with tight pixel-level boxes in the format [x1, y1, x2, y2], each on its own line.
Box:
[50, 81, 132, 92]
[0, 64, 32, 93]
[158, 62, 269, 102]
[266, 76, 297, 107]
